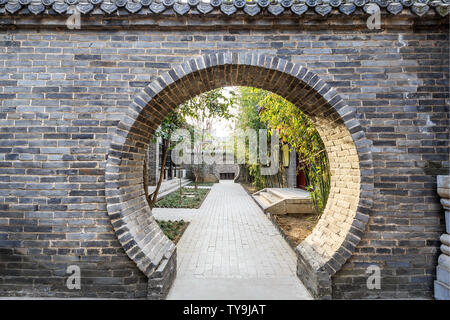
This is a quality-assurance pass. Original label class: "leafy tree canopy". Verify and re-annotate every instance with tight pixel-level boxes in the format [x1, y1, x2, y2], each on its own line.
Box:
[236, 86, 330, 215]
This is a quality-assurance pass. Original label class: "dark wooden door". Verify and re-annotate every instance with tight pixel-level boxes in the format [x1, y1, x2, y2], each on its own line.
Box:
[220, 172, 235, 180]
[296, 153, 307, 190]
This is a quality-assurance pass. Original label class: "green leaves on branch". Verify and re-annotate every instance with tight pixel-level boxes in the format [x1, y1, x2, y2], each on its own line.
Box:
[258, 91, 331, 215]
[153, 88, 236, 145]
[152, 112, 188, 149]
[178, 88, 236, 123]
[148, 88, 235, 206]
[235, 87, 269, 189]
[258, 93, 323, 170]
[236, 87, 331, 216]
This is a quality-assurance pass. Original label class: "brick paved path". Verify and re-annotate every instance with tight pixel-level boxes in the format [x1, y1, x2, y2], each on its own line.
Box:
[163, 181, 311, 300]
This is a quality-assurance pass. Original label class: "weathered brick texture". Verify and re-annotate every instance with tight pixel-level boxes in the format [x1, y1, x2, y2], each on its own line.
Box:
[0, 14, 448, 299]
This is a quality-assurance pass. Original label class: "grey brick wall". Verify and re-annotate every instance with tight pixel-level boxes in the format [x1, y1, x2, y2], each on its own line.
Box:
[0, 14, 448, 299]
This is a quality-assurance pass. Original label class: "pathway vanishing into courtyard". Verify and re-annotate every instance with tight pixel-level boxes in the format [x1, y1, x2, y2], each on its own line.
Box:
[153, 181, 312, 300]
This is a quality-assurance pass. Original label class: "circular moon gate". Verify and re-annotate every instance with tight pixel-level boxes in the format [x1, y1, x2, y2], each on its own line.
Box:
[105, 53, 374, 299]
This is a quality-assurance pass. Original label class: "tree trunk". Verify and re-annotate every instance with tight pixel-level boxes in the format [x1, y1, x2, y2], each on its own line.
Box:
[143, 156, 152, 208]
[149, 139, 169, 210]
[179, 175, 182, 203]
[194, 163, 200, 190]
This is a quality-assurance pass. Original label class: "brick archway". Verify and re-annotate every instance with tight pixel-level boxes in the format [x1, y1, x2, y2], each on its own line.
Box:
[105, 52, 374, 299]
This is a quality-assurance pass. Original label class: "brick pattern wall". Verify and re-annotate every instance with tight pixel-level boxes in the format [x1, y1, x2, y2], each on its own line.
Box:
[0, 15, 448, 299]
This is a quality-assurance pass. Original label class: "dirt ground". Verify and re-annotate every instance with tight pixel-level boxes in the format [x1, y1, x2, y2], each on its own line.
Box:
[240, 182, 317, 247]
[272, 214, 318, 247]
[173, 222, 189, 244]
[240, 183, 261, 195]
[156, 220, 190, 244]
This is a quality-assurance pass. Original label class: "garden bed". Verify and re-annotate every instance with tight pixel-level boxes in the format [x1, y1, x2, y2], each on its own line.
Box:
[154, 187, 210, 209]
[270, 214, 318, 249]
[156, 220, 189, 244]
[187, 182, 215, 187]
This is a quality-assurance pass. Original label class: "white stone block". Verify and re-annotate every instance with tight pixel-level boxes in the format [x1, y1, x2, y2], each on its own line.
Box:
[437, 266, 450, 286]
[434, 281, 450, 300]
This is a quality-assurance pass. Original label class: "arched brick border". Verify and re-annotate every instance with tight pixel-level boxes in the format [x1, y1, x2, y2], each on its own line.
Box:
[105, 52, 374, 299]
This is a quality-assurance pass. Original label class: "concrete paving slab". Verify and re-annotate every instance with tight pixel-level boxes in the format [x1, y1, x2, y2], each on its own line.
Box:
[165, 181, 312, 300]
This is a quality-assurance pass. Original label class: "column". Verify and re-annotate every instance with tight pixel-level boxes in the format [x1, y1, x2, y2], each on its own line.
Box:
[435, 175, 450, 300]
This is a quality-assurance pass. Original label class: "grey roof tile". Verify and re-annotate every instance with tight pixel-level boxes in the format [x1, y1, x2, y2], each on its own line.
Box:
[0, 0, 448, 16]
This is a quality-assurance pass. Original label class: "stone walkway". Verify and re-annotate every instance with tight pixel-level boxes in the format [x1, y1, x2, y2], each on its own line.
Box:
[154, 181, 311, 300]
[153, 207, 198, 222]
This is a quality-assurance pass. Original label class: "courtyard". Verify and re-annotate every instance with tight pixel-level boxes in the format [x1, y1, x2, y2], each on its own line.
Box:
[154, 181, 311, 300]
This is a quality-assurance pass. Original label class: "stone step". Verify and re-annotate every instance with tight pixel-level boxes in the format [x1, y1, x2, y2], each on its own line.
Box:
[259, 191, 282, 205]
[435, 280, 450, 300]
[253, 194, 271, 211]
[437, 265, 450, 286]
[268, 188, 310, 201]
[252, 187, 314, 215]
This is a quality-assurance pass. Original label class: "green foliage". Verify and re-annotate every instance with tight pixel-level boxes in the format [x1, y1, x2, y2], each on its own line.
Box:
[179, 88, 236, 187]
[148, 89, 236, 205]
[152, 88, 236, 147]
[248, 163, 266, 190]
[304, 151, 331, 216]
[187, 182, 214, 187]
[154, 188, 210, 208]
[235, 87, 269, 189]
[235, 87, 267, 131]
[258, 91, 331, 215]
[258, 92, 323, 166]
[235, 87, 331, 215]
[156, 220, 187, 242]
[152, 111, 187, 146]
[178, 88, 235, 123]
